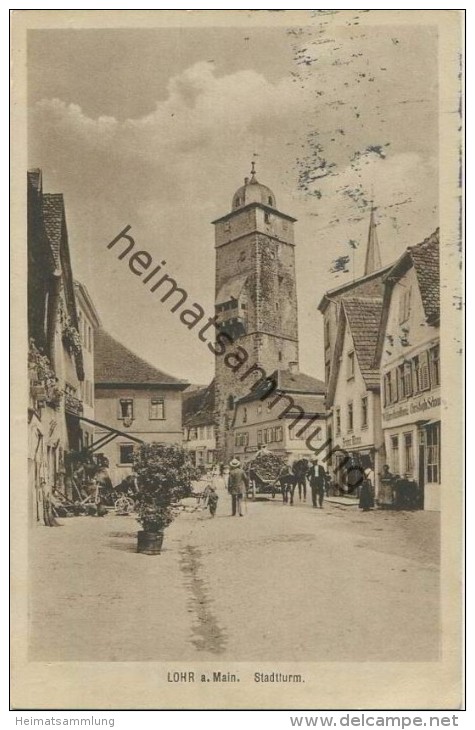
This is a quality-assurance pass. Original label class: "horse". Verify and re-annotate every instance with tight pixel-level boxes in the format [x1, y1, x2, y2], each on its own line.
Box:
[275, 468, 298, 505]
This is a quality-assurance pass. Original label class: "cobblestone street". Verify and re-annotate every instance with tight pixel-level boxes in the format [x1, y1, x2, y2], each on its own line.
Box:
[29, 483, 440, 664]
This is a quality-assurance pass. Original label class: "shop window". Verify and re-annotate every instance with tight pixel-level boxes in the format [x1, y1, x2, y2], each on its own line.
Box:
[429, 345, 440, 387]
[426, 423, 440, 483]
[119, 444, 134, 465]
[118, 398, 133, 420]
[347, 351, 355, 379]
[404, 432, 414, 477]
[347, 402, 354, 432]
[275, 426, 283, 442]
[257, 430, 262, 446]
[390, 435, 400, 475]
[335, 408, 341, 436]
[361, 397, 368, 428]
[189, 427, 197, 441]
[149, 397, 165, 420]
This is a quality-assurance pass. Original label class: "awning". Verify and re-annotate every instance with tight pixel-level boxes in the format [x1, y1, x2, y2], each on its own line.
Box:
[78, 414, 144, 453]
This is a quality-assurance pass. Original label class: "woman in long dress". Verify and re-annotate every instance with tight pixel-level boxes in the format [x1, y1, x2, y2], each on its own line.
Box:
[359, 465, 375, 512]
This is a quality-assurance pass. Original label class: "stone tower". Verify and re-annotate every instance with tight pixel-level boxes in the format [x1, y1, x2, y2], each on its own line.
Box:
[212, 164, 299, 460]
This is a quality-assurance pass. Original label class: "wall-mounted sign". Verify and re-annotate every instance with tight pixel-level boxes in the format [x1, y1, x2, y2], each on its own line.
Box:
[383, 392, 441, 422]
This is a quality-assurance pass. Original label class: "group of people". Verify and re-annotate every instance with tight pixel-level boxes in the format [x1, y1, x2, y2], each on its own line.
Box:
[195, 458, 418, 518]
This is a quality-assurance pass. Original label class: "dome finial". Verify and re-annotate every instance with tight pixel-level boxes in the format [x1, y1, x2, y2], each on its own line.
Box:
[250, 159, 257, 183]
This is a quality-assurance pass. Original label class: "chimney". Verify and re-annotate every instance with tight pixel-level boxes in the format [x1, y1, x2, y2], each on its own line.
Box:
[288, 361, 298, 375]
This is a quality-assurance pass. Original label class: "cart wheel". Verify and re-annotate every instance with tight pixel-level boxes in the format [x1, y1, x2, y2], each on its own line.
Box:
[115, 496, 134, 514]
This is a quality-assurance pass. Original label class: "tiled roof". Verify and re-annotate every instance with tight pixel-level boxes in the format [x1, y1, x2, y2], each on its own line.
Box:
[343, 297, 383, 387]
[183, 380, 217, 426]
[408, 229, 440, 322]
[42, 193, 65, 266]
[94, 329, 188, 387]
[238, 368, 325, 404]
[278, 394, 326, 416]
[277, 369, 326, 394]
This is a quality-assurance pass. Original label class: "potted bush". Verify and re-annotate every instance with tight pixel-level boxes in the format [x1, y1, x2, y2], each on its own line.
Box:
[133, 442, 198, 555]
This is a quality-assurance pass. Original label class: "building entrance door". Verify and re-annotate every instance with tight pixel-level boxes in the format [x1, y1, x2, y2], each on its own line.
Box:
[418, 433, 425, 510]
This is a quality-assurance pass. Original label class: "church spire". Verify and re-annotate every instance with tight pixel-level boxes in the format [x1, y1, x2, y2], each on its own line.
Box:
[364, 206, 382, 275]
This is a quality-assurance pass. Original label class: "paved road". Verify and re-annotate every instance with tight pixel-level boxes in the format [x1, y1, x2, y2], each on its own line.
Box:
[29, 486, 439, 663]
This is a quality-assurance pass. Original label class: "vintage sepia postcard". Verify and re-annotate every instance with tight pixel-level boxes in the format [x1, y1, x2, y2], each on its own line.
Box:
[10, 9, 464, 711]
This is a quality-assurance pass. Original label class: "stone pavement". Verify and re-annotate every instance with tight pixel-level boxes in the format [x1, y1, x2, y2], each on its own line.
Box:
[29, 492, 440, 663]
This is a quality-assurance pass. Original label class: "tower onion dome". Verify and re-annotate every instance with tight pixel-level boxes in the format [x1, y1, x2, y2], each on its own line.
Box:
[232, 162, 276, 211]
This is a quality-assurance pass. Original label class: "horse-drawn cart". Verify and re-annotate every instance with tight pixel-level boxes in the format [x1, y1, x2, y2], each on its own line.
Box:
[245, 449, 288, 500]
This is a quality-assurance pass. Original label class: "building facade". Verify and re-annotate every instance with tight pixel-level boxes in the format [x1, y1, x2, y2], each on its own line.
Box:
[232, 368, 326, 465]
[94, 329, 188, 485]
[27, 169, 85, 523]
[376, 230, 440, 510]
[212, 164, 299, 461]
[326, 297, 384, 496]
[182, 381, 217, 468]
[74, 281, 101, 451]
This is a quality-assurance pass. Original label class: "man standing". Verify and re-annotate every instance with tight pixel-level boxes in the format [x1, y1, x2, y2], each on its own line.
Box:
[308, 458, 326, 509]
[227, 458, 248, 516]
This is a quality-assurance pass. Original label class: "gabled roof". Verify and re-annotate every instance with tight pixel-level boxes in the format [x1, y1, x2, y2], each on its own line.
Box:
[317, 265, 391, 313]
[327, 297, 383, 405]
[375, 229, 440, 366]
[183, 380, 217, 427]
[402, 229, 439, 322]
[94, 329, 188, 389]
[237, 368, 325, 405]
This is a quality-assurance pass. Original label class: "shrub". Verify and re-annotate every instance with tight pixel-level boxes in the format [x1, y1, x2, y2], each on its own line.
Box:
[133, 442, 198, 532]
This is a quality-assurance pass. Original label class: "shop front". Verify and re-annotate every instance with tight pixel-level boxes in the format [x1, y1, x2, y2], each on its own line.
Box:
[382, 391, 441, 511]
[332, 442, 377, 498]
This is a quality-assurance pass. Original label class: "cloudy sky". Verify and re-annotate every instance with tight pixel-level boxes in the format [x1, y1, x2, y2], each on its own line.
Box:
[28, 11, 439, 383]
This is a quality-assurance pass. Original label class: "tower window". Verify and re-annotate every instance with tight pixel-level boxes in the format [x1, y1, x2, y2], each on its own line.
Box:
[264, 212, 270, 224]
[268, 196, 273, 206]
[278, 351, 283, 361]
[227, 395, 234, 410]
